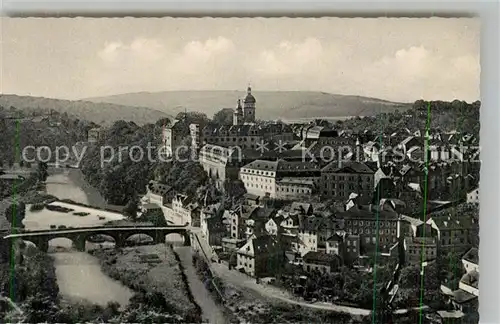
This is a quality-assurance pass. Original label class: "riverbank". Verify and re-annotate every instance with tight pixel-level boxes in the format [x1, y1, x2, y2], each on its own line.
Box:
[65, 169, 108, 209]
[89, 244, 202, 322]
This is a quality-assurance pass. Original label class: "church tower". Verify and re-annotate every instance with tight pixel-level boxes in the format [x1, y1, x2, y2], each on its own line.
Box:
[233, 99, 244, 126]
[243, 85, 256, 123]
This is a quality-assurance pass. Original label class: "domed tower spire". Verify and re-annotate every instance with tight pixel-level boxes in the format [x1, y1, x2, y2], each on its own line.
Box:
[237, 98, 243, 112]
[233, 98, 244, 125]
[243, 84, 256, 124]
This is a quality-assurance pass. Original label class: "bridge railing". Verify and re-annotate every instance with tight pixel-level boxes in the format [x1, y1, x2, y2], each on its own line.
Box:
[2, 225, 190, 239]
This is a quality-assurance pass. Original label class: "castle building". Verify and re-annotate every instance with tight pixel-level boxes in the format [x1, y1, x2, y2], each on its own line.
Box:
[239, 159, 320, 198]
[242, 86, 256, 124]
[233, 99, 244, 126]
[163, 119, 189, 157]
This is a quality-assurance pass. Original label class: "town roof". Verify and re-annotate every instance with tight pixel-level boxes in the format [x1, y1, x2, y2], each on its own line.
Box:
[147, 180, 173, 196]
[460, 270, 479, 289]
[462, 247, 479, 265]
[290, 202, 313, 215]
[339, 205, 399, 220]
[302, 251, 341, 266]
[437, 310, 465, 319]
[255, 207, 277, 220]
[298, 215, 323, 232]
[142, 203, 162, 210]
[202, 202, 222, 214]
[399, 215, 423, 227]
[276, 178, 315, 186]
[244, 193, 260, 201]
[238, 235, 278, 257]
[326, 233, 343, 242]
[321, 161, 376, 174]
[346, 193, 373, 206]
[451, 289, 477, 304]
[305, 126, 338, 139]
[242, 160, 279, 172]
[429, 216, 474, 230]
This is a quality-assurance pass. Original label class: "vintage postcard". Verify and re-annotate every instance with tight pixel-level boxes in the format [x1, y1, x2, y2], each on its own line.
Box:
[0, 17, 480, 323]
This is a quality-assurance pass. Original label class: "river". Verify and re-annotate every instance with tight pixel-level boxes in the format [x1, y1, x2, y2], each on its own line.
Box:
[22, 169, 134, 307]
[22, 169, 228, 323]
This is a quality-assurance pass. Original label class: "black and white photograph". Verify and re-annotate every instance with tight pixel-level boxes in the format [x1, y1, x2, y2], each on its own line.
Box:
[0, 17, 480, 323]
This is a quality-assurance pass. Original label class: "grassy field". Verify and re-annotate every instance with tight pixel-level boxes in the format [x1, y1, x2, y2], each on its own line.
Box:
[90, 244, 200, 319]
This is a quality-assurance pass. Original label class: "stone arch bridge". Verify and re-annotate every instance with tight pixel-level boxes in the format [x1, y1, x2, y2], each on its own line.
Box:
[2, 225, 191, 253]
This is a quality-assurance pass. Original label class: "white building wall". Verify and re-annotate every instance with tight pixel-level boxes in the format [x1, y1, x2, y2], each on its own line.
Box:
[298, 231, 318, 256]
[240, 170, 277, 198]
[467, 189, 479, 204]
[459, 282, 479, 297]
[462, 260, 479, 274]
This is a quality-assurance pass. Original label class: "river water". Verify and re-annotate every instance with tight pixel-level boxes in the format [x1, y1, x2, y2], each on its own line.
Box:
[22, 169, 227, 323]
[22, 170, 134, 307]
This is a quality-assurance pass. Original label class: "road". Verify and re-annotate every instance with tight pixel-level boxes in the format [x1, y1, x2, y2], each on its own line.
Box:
[191, 231, 372, 316]
[174, 246, 228, 324]
[192, 232, 428, 317]
[210, 262, 372, 316]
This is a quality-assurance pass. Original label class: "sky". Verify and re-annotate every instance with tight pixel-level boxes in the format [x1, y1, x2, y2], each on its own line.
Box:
[0, 17, 480, 103]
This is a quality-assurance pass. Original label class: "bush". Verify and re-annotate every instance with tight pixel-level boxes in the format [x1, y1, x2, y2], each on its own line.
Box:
[45, 205, 73, 213]
[73, 212, 90, 216]
[29, 203, 45, 212]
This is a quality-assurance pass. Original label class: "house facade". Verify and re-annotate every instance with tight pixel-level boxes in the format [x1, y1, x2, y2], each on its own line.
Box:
[302, 251, 342, 274]
[240, 159, 320, 198]
[320, 161, 375, 201]
[236, 235, 282, 277]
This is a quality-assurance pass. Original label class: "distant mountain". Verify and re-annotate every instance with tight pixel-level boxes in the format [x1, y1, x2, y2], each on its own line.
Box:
[85, 90, 412, 121]
[0, 94, 170, 126]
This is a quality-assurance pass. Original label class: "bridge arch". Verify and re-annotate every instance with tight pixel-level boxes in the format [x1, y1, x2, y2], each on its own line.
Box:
[17, 239, 38, 250]
[165, 232, 187, 246]
[84, 234, 117, 250]
[124, 233, 154, 246]
[47, 237, 76, 251]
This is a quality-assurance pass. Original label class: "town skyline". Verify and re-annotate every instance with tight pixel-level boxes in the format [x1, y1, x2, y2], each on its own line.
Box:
[1, 17, 480, 103]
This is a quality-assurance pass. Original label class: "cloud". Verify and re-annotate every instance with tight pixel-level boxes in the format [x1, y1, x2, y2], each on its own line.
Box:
[362, 46, 480, 102]
[87, 37, 479, 102]
[254, 37, 327, 76]
[89, 36, 240, 93]
[98, 42, 124, 62]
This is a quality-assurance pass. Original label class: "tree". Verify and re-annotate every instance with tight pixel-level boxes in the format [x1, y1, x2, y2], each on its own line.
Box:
[5, 201, 26, 228]
[142, 208, 167, 227]
[36, 162, 48, 182]
[176, 111, 210, 127]
[124, 194, 140, 221]
[155, 117, 171, 128]
[399, 264, 421, 289]
[213, 108, 234, 126]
